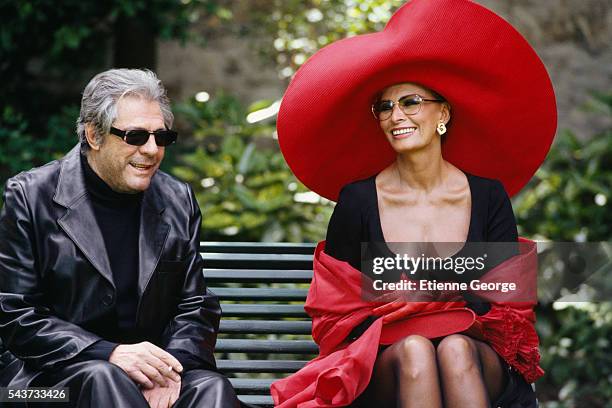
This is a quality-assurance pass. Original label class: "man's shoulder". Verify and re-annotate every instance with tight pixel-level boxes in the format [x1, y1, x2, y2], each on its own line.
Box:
[150, 170, 192, 199]
[5, 157, 63, 195]
[3, 146, 82, 205]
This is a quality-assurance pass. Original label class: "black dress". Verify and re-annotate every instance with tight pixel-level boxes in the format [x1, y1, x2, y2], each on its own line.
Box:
[325, 172, 518, 271]
[325, 172, 537, 408]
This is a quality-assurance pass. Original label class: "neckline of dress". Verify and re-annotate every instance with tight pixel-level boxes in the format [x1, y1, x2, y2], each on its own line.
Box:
[370, 170, 476, 259]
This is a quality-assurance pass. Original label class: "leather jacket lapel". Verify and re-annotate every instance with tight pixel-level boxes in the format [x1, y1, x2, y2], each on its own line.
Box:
[54, 146, 115, 288]
[137, 178, 170, 296]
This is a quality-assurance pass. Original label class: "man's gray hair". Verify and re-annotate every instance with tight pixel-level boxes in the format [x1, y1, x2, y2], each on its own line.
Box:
[76, 69, 174, 152]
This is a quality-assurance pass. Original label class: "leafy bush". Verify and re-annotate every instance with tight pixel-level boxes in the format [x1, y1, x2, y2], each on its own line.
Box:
[511, 93, 611, 407]
[170, 94, 333, 242]
[536, 303, 612, 407]
[513, 96, 611, 242]
[0, 105, 77, 196]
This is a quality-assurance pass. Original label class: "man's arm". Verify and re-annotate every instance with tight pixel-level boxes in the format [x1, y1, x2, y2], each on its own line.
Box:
[76, 340, 119, 361]
[0, 178, 101, 369]
[161, 183, 221, 372]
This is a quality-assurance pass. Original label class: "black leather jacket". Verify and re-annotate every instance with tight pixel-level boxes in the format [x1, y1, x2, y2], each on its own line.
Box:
[0, 145, 221, 386]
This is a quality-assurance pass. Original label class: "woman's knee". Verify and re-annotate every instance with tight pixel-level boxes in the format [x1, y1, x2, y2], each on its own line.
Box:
[436, 334, 481, 375]
[391, 335, 436, 380]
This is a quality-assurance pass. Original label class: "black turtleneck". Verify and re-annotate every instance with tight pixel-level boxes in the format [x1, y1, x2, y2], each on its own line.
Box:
[77, 152, 143, 360]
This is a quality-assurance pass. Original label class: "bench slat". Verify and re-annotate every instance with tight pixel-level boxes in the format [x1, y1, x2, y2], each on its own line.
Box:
[230, 378, 274, 394]
[237, 395, 273, 407]
[211, 287, 307, 301]
[201, 242, 315, 254]
[203, 253, 312, 262]
[220, 304, 307, 317]
[205, 269, 312, 283]
[216, 339, 318, 354]
[201, 242, 317, 406]
[217, 359, 307, 373]
[219, 320, 311, 334]
[202, 253, 313, 270]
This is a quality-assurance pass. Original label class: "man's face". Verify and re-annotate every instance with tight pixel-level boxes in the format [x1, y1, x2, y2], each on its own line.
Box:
[88, 96, 166, 193]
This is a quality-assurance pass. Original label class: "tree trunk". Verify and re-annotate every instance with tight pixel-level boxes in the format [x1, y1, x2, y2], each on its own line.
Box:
[114, 16, 157, 70]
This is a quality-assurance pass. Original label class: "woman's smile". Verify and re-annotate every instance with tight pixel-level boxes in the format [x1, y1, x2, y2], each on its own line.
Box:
[391, 126, 417, 138]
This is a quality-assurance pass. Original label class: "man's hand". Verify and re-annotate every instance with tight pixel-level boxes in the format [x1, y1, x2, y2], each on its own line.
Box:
[142, 378, 181, 408]
[109, 342, 183, 389]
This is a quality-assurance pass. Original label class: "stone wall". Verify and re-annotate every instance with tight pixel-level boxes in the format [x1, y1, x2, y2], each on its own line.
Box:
[158, 0, 612, 139]
[478, 0, 612, 139]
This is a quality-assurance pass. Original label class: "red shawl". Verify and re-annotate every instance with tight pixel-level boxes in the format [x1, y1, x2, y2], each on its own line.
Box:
[271, 239, 544, 407]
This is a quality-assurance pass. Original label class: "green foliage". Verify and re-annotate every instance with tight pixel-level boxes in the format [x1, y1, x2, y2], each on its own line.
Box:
[249, 0, 403, 78]
[0, 105, 77, 190]
[537, 303, 612, 407]
[1, 0, 231, 85]
[513, 93, 612, 407]
[513, 97, 612, 241]
[171, 94, 333, 242]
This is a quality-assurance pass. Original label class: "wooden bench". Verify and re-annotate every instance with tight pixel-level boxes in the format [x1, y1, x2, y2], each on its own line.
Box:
[203, 242, 540, 407]
[202, 242, 318, 407]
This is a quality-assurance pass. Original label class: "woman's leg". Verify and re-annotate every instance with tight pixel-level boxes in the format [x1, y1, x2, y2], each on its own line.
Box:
[436, 334, 507, 408]
[357, 335, 442, 408]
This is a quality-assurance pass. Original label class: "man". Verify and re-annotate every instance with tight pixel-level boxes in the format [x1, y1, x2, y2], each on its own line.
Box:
[0, 69, 239, 407]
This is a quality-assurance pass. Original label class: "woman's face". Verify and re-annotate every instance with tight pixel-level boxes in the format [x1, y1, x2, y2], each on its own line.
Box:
[376, 83, 450, 154]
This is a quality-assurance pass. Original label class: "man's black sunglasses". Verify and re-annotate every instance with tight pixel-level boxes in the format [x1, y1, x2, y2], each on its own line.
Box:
[109, 127, 178, 147]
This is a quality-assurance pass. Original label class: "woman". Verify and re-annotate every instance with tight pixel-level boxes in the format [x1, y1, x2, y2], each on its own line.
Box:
[272, 0, 556, 407]
[325, 81, 527, 407]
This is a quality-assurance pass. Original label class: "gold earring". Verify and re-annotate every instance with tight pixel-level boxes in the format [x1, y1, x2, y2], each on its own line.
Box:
[436, 122, 447, 136]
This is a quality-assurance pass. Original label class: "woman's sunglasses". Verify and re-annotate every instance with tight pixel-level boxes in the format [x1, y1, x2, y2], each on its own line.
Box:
[109, 127, 178, 147]
[371, 94, 443, 121]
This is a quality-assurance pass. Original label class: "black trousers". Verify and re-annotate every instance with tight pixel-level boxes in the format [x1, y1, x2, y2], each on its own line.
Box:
[12, 360, 239, 408]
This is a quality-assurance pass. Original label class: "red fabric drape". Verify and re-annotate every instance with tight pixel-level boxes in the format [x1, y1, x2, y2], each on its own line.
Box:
[271, 239, 543, 407]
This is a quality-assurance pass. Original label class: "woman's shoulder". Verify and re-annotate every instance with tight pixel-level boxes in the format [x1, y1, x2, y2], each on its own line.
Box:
[337, 176, 376, 203]
[465, 172, 509, 201]
[464, 172, 517, 241]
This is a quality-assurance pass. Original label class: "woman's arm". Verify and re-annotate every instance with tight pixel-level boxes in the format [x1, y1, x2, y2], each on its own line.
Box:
[486, 180, 519, 269]
[325, 184, 363, 271]
[487, 179, 518, 242]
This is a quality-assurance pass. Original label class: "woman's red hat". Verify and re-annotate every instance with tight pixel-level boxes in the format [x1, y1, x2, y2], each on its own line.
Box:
[277, 0, 557, 201]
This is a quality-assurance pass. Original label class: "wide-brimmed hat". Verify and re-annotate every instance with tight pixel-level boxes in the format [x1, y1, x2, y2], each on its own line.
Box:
[277, 0, 557, 201]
